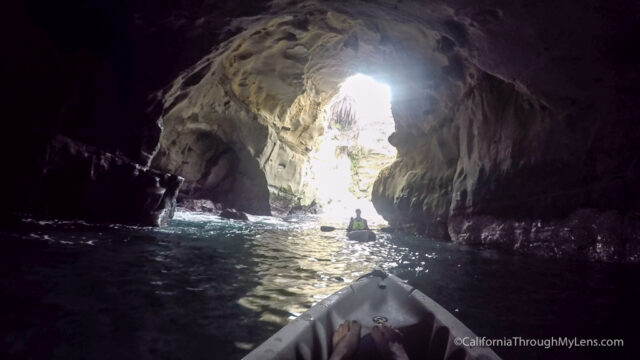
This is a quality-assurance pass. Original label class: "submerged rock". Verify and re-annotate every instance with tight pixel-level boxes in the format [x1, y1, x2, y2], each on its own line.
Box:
[288, 201, 319, 216]
[380, 227, 397, 234]
[178, 199, 221, 213]
[220, 208, 249, 221]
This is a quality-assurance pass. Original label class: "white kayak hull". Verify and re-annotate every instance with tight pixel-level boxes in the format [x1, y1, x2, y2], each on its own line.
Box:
[244, 270, 500, 360]
[346, 230, 376, 241]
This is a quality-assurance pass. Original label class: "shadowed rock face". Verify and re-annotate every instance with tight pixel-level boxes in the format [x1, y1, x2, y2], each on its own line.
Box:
[12, 134, 183, 226]
[5, 0, 640, 259]
[365, 0, 640, 262]
[4, 0, 268, 224]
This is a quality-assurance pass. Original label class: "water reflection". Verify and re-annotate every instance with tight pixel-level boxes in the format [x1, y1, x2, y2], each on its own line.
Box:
[1, 211, 638, 360]
[235, 213, 405, 325]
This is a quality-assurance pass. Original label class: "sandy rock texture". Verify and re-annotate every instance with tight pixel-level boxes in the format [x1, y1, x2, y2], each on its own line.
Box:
[7, 0, 640, 260]
[366, 0, 640, 262]
[151, 3, 385, 213]
[151, 0, 463, 214]
[151, 0, 640, 261]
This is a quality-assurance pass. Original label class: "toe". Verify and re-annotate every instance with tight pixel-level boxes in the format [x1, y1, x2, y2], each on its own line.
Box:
[332, 321, 348, 347]
[349, 320, 361, 335]
[378, 325, 389, 340]
[381, 325, 403, 343]
[371, 325, 382, 341]
[339, 322, 348, 335]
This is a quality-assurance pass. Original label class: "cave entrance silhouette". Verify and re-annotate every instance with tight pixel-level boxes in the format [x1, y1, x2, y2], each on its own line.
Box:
[307, 73, 396, 225]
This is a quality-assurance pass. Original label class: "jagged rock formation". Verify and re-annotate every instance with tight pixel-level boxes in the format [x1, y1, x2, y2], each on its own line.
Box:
[6, 0, 640, 260]
[150, 5, 367, 213]
[368, 1, 640, 262]
[151, 0, 463, 214]
[11, 134, 182, 226]
[5, 0, 268, 225]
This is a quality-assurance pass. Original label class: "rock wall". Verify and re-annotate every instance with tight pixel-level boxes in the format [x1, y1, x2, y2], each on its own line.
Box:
[6, 0, 640, 259]
[373, 68, 640, 261]
[11, 133, 182, 226]
[150, 0, 460, 215]
[4, 0, 263, 224]
[150, 32, 319, 214]
[149, 5, 378, 213]
[370, 0, 640, 261]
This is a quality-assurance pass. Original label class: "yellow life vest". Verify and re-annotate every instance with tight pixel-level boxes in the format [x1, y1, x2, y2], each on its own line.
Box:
[352, 218, 366, 230]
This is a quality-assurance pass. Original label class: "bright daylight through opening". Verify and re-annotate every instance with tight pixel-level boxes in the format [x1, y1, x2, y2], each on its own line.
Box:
[306, 74, 396, 225]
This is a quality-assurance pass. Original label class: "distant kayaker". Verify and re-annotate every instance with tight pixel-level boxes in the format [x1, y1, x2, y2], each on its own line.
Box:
[347, 209, 369, 231]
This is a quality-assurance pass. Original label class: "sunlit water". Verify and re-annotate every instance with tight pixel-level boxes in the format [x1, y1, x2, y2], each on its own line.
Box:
[1, 211, 638, 359]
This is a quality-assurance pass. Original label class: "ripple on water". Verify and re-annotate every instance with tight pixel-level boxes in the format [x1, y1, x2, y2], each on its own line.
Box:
[1, 210, 639, 360]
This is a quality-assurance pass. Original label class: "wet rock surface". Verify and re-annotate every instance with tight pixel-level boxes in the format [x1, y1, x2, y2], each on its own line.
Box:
[177, 199, 221, 213]
[6, 0, 640, 260]
[449, 209, 640, 262]
[219, 208, 249, 221]
[287, 201, 319, 216]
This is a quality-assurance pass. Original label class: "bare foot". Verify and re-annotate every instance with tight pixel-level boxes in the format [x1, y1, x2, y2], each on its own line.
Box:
[371, 325, 409, 360]
[329, 320, 362, 360]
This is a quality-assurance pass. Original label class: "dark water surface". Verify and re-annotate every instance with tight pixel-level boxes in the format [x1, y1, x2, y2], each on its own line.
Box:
[1, 211, 638, 359]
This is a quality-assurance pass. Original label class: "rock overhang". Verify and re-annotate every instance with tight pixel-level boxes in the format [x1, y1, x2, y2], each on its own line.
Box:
[5, 0, 640, 260]
[152, 0, 475, 212]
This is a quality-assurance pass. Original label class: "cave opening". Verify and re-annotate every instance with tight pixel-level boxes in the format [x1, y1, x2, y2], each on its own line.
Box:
[5, 2, 640, 359]
[306, 73, 396, 224]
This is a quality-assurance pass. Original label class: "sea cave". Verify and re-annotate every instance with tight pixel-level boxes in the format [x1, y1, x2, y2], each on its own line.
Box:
[2, 0, 640, 359]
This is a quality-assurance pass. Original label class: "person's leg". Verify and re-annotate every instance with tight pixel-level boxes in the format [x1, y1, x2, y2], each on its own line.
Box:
[371, 325, 409, 360]
[329, 320, 362, 360]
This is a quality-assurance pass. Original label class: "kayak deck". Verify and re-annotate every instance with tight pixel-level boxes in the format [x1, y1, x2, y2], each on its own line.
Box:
[346, 230, 376, 242]
[244, 271, 500, 359]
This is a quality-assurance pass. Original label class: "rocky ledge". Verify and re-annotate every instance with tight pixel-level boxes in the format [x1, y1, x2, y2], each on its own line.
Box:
[449, 209, 640, 263]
